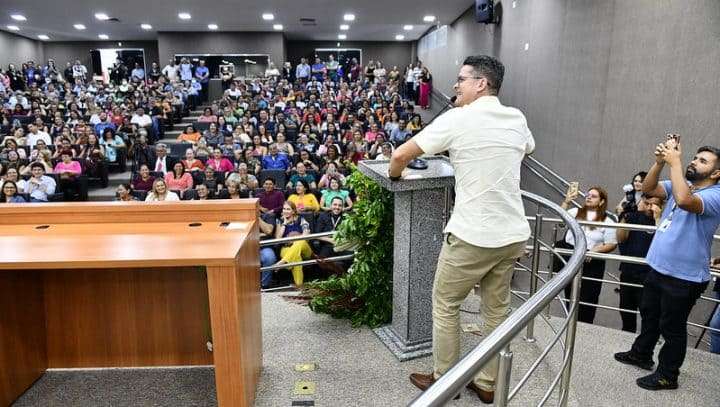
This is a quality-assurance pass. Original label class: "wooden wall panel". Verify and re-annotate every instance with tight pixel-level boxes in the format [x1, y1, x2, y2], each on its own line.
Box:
[0, 271, 47, 407]
[44, 267, 213, 368]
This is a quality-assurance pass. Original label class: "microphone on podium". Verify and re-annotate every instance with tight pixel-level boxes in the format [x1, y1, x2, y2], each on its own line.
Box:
[406, 95, 457, 170]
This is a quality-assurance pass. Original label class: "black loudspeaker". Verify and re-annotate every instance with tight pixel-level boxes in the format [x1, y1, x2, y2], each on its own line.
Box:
[475, 0, 494, 23]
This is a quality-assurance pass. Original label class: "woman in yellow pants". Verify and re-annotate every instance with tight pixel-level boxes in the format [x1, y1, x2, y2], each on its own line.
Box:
[273, 201, 313, 286]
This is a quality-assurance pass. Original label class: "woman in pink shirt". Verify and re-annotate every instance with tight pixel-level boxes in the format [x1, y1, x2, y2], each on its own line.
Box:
[164, 161, 194, 197]
[53, 149, 82, 201]
[197, 107, 218, 123]
[206, 148, 234, 173]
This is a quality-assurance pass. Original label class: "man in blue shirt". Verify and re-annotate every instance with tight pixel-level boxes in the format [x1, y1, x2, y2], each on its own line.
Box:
[615, 140, 720, 391]
[261, 144, 291, 171]
[130, 62, 145, 82]
[295, 58, 310, 83]
[195, 60, 210, 103]
[310, 57, 326, 81]
[94, 112, 116, 136]
[390, 119, 412, 146]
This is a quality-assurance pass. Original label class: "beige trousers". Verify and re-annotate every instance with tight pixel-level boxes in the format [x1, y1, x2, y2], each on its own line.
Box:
[432, 233, 525, 391]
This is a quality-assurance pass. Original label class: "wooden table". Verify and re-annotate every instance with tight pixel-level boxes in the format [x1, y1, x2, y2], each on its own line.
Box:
[0, 201, 261, 407]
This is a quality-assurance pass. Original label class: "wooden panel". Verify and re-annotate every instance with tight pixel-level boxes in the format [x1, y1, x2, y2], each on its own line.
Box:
[44, 267, 214, 368]
[0, 270, 47, 407]
[207, 225, 261, 407]
[0, 200, 257, 226]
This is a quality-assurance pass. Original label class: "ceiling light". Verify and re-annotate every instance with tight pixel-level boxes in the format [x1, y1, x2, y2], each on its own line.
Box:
[73, 24, 86, 30]
[338, 34, 347, 40]
[178, 12, 191, 20]
[140, 23, 152, 30]
[37, 34, 49, 40]
[423, 15, 436, 22]
[403, 25, 413, 30]
[208, 23, 218, 30]
[343, 14, 355, 21]
[340, 24, 349, 30]
[273, 24, 283, 30]
[10, 14, 27, 21]
[98, 34, 109, 40]
[94, 12, 109, 21]
[395, 34, 405, 40]
[7, 25, 20, 31]
[262, 13, 274, 21]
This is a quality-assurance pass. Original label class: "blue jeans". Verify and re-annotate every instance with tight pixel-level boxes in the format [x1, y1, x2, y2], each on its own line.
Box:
[260, 248, 277, 288]
[710, 291, 720, 354]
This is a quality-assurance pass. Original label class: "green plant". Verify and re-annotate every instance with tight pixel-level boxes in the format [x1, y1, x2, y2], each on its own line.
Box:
[304, 165, 394, 327]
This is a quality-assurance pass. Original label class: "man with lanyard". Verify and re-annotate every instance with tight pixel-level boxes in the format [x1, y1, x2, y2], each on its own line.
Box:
[615, 139, 720, 390]
[390, 55, 534, 403]
[195, 60, 210, 103]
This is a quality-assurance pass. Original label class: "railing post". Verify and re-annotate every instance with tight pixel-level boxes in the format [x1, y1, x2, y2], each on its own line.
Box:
[525, 213, 543, 342]
[559, 271, 582, 405]
[545, 224, 559, 317]
[493, 345, 513, 407]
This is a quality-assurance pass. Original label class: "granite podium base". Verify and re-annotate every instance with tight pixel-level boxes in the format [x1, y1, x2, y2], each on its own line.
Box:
[374, 326, 433, 361]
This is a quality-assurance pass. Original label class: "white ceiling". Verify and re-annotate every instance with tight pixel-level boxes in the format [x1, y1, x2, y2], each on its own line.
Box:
[2, 0, 472, 42]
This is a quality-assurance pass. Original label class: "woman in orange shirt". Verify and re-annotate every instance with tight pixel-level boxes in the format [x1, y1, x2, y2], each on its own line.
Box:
[177, 125, 202, 144]
[181, 148, 205, 172]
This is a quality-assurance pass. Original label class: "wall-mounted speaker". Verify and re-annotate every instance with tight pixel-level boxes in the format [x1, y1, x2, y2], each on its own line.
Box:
[475, 0, 494, 24]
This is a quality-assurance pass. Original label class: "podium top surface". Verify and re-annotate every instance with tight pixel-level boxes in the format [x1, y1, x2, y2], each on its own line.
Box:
[359, 156, 455, 192]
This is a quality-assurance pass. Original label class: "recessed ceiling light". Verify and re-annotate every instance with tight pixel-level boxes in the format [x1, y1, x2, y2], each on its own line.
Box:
[403, 25, 414, 30]
[73, 24, 86, 30]
[395, 34, 405, 40]
[140, 23, 152, 30]
[340, 24, 349, 30]
[208, 23, 218, 30]
[273, 24, 283, 30]
[94, 12, 109, 21]
[262, 13, 274, 21]
[423, 15, 436, 22]
[10, 14, 27, 22]
[37, 34, 49, 40]
[338, 34, 347, 40]
[178, 12, 191, 20]
[98, 34, 109, 40]
[7, 25, 20, 31]
[343, 13, 355, 21]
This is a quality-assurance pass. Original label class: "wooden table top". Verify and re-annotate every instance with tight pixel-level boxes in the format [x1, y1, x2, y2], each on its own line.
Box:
[0, 221, 255, 270]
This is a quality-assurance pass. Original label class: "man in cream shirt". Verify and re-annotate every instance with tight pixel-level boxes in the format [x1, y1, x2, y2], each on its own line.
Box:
[389, 55, 535, 404]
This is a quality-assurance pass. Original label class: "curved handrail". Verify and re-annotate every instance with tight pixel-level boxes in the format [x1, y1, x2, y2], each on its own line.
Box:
[408, 190, 587, 406]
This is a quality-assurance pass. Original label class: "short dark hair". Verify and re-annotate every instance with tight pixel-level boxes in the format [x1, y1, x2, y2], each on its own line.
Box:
[463, 55, 505, 95]
[30, 162, 45, 171]
[330, 196, 344, 205]
[697, 146, 720, 171]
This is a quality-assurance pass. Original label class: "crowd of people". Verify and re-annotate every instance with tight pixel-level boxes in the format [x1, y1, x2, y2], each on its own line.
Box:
[0, 54, 432, 289]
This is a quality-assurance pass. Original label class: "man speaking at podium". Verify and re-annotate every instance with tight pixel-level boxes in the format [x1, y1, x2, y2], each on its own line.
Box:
[389, 55, 535, 403]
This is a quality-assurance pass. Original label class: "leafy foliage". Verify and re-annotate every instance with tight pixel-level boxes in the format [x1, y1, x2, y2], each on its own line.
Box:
[304, 165, 394, 327]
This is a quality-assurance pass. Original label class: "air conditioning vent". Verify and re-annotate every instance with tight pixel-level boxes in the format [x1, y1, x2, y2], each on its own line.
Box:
[107, 18, 120, 22]
[299, 18, 316, 26]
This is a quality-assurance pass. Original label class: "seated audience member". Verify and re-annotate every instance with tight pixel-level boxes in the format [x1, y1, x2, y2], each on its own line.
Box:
[132, 164, 156, 191]
[206, 148, 234, 173]
[262, 144, 292, 171]
[251, 135, 268, 157]
[131, 107, 154, 140]
[192, 183, 212, 200]
[195, 137, 212, 159]
[2, 138, 27, 160]
[616, 194, 664, 333]
[23, 148, 54, 176]
[151, 143, 174, 175]
[258, 214, 280, 289]
[242, 148, 262, 174]
[364, 122, 383, 144]
[553, 185, 617, 324]
[23, 162, 56, 202]
[1, 180, 26, 203]
[101, 128, 126, 164]
[317, 135, 342, 157]
[287, 180, 319, 213]
[202, 166, 222, 193]
[145, 178, 180, 202]
[231, 124, 252, 145]
[313, 197, 346, 258]
[198, 107, 218, 123]
[226, 163, 258, 190]
[177, 125, 202, 144]
[1, 167, 20, 190]
[182, 148, 206, 172]
[287, 162, 317, 190]
[406, 114, 423, 133]
[203, 123, 223, 145]
[320, 177, 352, 211]
[164, 161, 194, 197]
[258, 177, 285, 216]
[26, 123, 51, 148]
[115, 183, 138, 201]
[219, 179, 250, 199]
[321, 145, 344, 172]
[390, 119, 412, 146]
[317, 162, 346, 189]
[374, 142, 394, 161]
[296, 149, 320, 172]
[220, 134, 240, 157]
[275, 133, 295, 156]
[271, 201, 313, 287]
[53, 149, 82, 201]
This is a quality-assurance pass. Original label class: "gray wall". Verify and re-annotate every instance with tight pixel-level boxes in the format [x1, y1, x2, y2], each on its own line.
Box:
[42, 41, 159, 71]
[157, 32, 285, 68]
[418, 0, 720, 205]
[286, 41, 413, 71]
[0, 31, 44, 68]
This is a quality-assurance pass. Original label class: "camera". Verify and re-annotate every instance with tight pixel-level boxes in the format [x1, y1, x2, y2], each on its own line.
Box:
[620, 183, 638, 219]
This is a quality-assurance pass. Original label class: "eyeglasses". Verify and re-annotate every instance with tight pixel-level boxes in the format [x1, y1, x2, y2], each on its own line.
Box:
[456, 76, 484, 84]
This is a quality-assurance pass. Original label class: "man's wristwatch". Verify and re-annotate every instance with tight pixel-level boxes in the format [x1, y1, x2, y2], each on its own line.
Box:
[389, 174, 401, 182]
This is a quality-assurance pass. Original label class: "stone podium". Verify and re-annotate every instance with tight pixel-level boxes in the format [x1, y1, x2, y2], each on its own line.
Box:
[359, 157, 454, 360]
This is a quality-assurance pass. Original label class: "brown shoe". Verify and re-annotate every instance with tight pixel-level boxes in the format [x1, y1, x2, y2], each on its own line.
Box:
[467, 382, 494, 404]
[409, 373, 460, 400]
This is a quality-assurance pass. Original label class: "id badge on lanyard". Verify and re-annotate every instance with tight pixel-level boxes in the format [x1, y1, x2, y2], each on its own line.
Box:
[657, 203, 676, 233]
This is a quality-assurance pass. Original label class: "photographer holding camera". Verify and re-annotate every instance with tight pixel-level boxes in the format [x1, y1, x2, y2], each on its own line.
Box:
[616, 171, 647, 217]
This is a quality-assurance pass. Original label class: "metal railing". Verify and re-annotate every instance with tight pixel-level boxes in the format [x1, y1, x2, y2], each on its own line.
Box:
[410, 191, 587, 406]
[258, 231, 355, 273]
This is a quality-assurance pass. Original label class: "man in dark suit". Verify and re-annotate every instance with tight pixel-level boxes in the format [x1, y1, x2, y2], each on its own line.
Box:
[148, 143, 176, 176]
